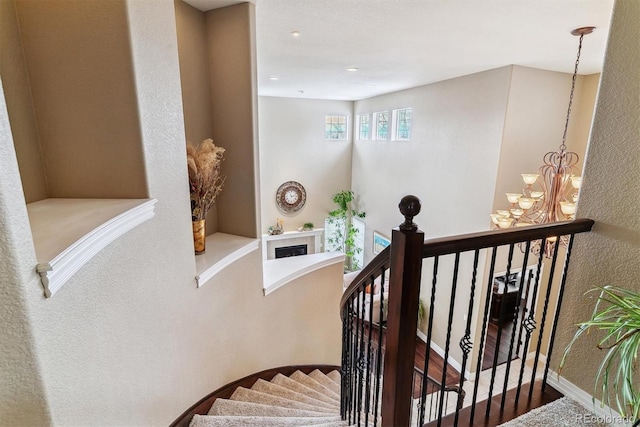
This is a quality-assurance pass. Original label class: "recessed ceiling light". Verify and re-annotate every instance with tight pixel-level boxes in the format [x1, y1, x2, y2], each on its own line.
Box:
[291, 31, 300, 37]
[346, 67, 359, 72]
[269, 76, 279, 81]
[367, 85, 375, 88]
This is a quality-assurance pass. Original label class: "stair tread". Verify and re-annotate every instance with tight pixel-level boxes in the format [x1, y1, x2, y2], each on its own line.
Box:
[271, 374, 340, 406]
[290, 371, 341, 400]
[300, 422, 350, 427]
[309, 370, 341, 396]
[326, 371, 341, 385]
[208, 398, 335, 418]
[251, 379, 338, 410]
[190, 414, 342, 427]
[230, 387, 336, 414]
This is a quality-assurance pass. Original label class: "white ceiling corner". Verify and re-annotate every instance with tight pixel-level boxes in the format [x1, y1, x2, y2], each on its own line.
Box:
[185, 0, 615, 101]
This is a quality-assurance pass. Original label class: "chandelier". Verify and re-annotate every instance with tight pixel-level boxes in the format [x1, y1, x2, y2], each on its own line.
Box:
[490, 26, 595, 256]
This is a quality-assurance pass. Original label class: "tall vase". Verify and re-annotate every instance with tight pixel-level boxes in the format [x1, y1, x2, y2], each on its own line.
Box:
[193, 219, 206, 254]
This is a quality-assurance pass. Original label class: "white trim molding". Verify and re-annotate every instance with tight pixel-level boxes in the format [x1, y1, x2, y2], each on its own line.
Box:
[263, 251, 344, 296]
[29, 198, 158, 297]
[548, 371, 632, 426]
[195, 233, 259, 287]
[417, 329, 466, 377]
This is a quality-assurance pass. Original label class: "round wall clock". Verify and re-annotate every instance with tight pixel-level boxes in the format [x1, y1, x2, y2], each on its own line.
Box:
[276, 181, 307, 213]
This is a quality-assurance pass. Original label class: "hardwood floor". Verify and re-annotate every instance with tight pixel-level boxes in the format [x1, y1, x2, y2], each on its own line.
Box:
[482, 320, 519, 371]
[356, 320, 461, 400]
[414, 335, 461, 386]
[426, 380, 563, 427]
[355, 320, 562, 426]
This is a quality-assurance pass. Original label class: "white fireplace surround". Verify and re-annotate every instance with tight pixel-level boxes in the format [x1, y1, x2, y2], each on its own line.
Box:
[262, 229, 324, 260]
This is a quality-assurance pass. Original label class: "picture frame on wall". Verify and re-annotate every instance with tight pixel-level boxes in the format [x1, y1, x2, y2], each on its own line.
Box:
[373, 231, 391, 254]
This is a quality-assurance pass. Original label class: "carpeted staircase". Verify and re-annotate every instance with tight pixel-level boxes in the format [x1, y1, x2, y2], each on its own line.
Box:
[190, 369, 351, 427]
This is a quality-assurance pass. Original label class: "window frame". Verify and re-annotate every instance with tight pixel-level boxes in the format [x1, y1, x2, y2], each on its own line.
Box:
[356, 113, 370, 140]
[392, 107, 412, 141]
[325, 114, 349, 141]
[372, 111, 389, 141]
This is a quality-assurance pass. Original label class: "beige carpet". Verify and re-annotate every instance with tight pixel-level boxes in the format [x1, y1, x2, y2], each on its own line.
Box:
[497, 397, 612, 427]
[190, 369, 353, 427]
[191, 370, 608, 426]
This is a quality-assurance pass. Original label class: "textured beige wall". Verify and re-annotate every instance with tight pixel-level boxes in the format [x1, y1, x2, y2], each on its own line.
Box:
[174, 0, 220, 233]
[0, 0, 48, 203]
[492, 66, 597, 214]
[0, 1, 343, 425]
[15, 0, 147, 199]
[569, 73, 600, 164]
[0, 75, 53, 427]
[352, 67, 511, 366]
[481, 66, 599, 363]
[206, 3, 259, 238]
[175, 0, 215, 145]
[555, 0, 640, 397]
[353, 67, 511, 245]
[258, 96, 354, 233]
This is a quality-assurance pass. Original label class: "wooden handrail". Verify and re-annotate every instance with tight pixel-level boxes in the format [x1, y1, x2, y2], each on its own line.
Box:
[421, 218, 594, 258]
[413, 365, 465, 397]
[339, 219, 594, 317]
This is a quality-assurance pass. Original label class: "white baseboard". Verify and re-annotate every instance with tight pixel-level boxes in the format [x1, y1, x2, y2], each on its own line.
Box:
[547, 371, 633, 426]
[416, 330, 470, 379]
[526, 351, 546, 364]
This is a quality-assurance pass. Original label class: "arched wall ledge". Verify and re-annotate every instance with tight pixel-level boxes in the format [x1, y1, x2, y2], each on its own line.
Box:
[28, 198, 158, 297]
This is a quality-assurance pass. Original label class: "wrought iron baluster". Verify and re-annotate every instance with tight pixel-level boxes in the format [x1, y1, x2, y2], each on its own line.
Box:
[454, 249, 480, 426]
[364, 276, 375, 426]
[515, 240, 545, 405]
[437, 252, 461, 425]
[470, 246, 497, 423]
[501, 241, 531, 408]
[373, 268, 386, 427]
[515, 269, 532, 360]
[429, 383, 439, 421]
[351, 294, 360, 424]
[529, 237, 561, 397]
[542, 233, 576, 391]
[418, 256, 439, 426]
[341, 304, 348, 418]
[487, 243, 515, 417]
[357, 287, 367, 426]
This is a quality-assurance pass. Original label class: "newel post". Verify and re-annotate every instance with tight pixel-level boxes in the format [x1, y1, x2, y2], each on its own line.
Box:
[382, 195, 424, 427]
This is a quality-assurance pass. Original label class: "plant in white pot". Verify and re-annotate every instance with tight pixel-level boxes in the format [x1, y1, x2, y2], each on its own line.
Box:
[560, 285, 640, 425]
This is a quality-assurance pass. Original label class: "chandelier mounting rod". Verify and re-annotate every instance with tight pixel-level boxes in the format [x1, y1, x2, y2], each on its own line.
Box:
[561, 26, 596, 152]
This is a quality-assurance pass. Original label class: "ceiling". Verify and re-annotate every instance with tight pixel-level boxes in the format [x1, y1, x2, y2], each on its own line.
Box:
[184, 0, 615, 101]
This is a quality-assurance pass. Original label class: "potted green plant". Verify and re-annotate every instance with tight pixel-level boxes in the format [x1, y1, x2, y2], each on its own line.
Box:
[303, 222, 314, 231]
[326, 190, 366, 272]
[560, 285, 640, 424]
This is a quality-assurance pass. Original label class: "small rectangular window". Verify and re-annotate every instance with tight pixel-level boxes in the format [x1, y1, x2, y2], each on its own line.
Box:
[373, 111, 388, 140]
[325, 115, 348, 140]
[393, 108, 412, 141]
[357, 114, 370, 140]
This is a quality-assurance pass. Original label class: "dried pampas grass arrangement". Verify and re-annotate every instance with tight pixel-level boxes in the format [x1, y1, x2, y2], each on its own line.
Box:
[187, 139, 226, 221]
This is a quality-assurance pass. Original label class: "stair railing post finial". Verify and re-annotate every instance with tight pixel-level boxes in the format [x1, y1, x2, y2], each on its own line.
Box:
[382, 195, 424, 427]
[399, 195, 421, 232]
